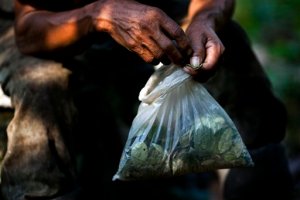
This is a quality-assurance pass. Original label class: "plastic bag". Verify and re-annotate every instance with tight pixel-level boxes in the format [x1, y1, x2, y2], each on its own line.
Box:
[113, 64, 254, 181]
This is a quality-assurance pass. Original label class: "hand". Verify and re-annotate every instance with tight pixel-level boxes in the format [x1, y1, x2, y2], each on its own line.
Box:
[183, 18, 225, 82]
[92, 0, 192, 65]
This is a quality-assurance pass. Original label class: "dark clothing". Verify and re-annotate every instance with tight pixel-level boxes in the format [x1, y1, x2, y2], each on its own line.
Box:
[224, 143, 294, 200]
[205, 21, 287, 149]
[0, 15, 293, 200]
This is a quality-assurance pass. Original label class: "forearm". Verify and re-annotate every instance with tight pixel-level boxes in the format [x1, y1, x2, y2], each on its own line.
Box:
[14, 0, 192, 64]
[14, 1, 106, 57]
[183, 0, 235, 31]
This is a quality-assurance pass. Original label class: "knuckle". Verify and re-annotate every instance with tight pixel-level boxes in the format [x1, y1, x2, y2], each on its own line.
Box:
[214, 39, 225, 53]
[140, 8, 162, 32]
[144, 7, 162, 20]
[140, 50, 154, 63]
[139, 20, 156, 35]
[211, 40, 225, 55]
[127, 39, 138, 49]
[216, 43, 225, 55]
[144, 55, 155, 63]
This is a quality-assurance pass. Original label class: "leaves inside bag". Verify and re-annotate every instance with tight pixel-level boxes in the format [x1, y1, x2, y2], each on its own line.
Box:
[113, 64, 254, 181]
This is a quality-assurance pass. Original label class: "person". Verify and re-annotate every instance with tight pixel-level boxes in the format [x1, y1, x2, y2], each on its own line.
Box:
[0, 0, 294, 199]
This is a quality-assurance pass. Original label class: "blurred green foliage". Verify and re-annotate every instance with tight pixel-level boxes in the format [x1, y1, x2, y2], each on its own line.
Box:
[234, 0, 300, 63]
[234, 0, 300, 156]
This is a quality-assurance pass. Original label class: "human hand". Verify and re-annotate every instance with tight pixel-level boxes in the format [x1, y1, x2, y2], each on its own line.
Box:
[92, 0, 192, 65]
[183, 19, 225, 82]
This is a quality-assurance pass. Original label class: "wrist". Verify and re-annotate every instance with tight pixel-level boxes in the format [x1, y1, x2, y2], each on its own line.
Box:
[84, 0, 111, 33]
[193, 9, 221, 31]
[183, 0, 235, 32]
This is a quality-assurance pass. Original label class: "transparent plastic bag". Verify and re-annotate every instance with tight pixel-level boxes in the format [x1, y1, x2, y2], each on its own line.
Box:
[113, 64, 254, 181]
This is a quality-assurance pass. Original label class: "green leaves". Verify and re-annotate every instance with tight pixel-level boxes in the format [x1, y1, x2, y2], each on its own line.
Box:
[115, 114, 253, 180]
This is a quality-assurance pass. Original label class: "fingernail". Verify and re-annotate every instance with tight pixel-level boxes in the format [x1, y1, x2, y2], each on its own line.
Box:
[191, 56, 200, 67]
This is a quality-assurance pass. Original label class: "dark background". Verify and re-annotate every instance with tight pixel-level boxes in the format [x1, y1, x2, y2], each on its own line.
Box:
[234, 0, 300, 157]
[234, 0, 300, 196]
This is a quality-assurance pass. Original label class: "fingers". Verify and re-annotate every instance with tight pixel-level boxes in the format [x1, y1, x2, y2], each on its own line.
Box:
[189, 37, 206, 64]
[184, 29, 225, 80]
[141, 38, 165, 63]
[159, 16, 192, 65]
[183, 55, 221, 83]
[168, 27, 193, 57]
[127, 14, 190, 65]
[153, 34, 183, 65]
[143, 27, 191, 65]
[202, 39, 225, 70]
[135, 36, 175, 65]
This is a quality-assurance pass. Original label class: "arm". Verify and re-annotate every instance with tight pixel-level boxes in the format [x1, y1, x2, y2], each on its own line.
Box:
[14, 0, 96, 58]
[182, 0, 235, 80]
[183, 0, 235, 31]
[14, 0, 192, 64]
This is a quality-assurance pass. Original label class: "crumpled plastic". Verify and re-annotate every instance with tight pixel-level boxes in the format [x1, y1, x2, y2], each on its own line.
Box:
[113, 64, 254, 181]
